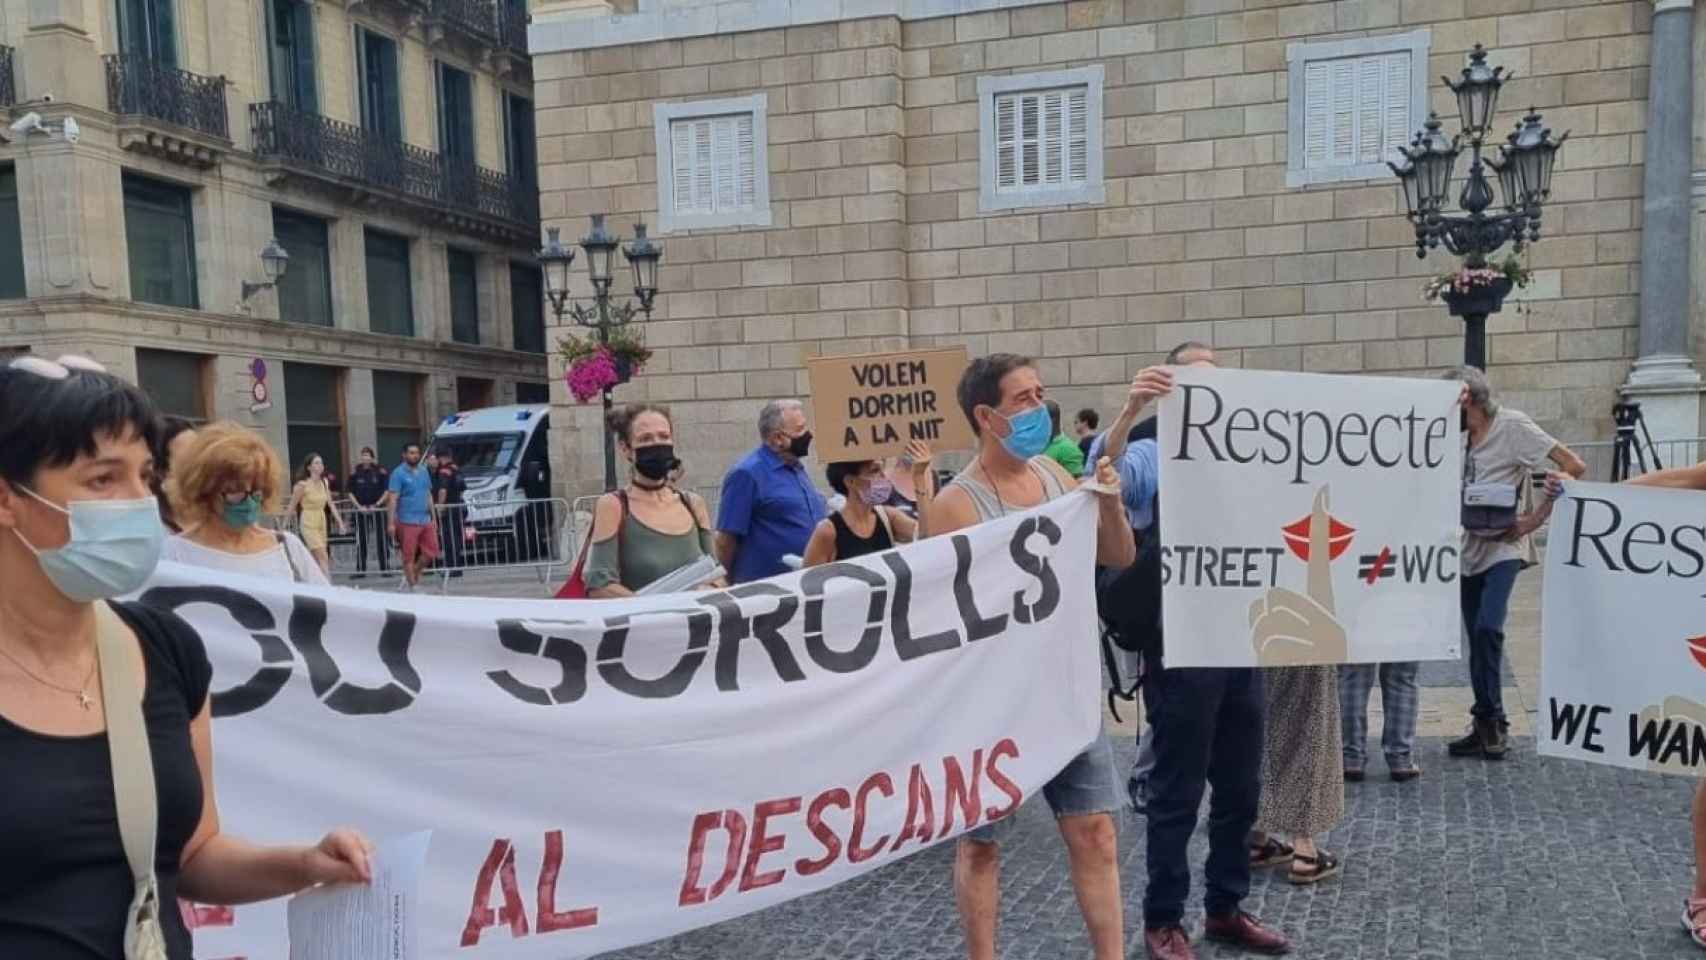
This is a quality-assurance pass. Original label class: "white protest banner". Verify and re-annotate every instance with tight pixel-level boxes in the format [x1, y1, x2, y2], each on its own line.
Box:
[1157, 366, 1462, 667]
[140, 491, 1104, 960]
[1540, 481, 1706, 775]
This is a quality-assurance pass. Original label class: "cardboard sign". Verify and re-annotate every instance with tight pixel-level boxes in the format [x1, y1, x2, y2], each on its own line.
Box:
[1157, 366, 1462, 667]
[1540, 481, 1706, 776]
[806, 347, 975, 462]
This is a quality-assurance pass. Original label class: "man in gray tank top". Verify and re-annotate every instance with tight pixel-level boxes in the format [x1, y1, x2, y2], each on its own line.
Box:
[930, 353, 1134, 960]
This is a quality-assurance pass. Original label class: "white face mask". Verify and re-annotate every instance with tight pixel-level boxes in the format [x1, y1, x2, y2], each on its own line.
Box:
[12, 486, 165, 602]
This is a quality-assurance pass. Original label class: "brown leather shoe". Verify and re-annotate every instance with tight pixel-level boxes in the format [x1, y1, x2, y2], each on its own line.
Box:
[1203, 911, 1291, 955]
[1144, 925, 1197, 960]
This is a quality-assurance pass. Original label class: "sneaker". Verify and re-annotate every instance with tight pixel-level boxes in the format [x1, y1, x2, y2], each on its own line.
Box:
[1343, 767, 1365, 783]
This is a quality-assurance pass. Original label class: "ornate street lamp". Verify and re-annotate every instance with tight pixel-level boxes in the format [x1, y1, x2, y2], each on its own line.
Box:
[1390, 44, 1566, 370]
[538, 214, 664, 492]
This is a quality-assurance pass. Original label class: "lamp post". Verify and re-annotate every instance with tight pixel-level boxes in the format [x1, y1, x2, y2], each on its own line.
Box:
[1389, 44, 1567, 370]
[538, 214, 663, 492]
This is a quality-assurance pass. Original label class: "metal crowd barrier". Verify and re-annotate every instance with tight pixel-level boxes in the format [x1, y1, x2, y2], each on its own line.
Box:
[267, 496, 572, 592]
[1561, 437, 1706, 483]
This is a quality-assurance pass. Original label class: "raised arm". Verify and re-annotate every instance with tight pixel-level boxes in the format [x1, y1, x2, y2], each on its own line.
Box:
[1630, 461, 1706, 489]
[1104, 367, 1175, 463]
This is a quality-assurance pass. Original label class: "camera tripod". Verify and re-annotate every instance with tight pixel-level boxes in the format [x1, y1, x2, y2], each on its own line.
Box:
[1611, 398, 1663, 482]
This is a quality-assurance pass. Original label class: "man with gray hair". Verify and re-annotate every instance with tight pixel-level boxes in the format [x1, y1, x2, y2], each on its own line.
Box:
[714, 398, 827, 583]
[1436, 366, 1584, 760]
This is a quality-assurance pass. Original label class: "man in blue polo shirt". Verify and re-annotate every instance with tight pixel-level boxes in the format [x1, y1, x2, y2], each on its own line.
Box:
[715, 398, 827, 583]
[386, 442, 438, 591]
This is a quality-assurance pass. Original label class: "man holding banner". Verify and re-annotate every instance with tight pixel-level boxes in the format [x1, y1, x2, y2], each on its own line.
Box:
[930, 353, 1134, 960]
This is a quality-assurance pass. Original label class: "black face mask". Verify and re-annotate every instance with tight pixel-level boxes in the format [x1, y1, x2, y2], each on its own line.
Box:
[787, 432, 813, 459]
[633, 444, 676, 482]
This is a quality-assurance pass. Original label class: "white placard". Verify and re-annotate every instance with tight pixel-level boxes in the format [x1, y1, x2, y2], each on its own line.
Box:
[138, 491, 1105, 959]
[1157, 366, 1463, 667]
[1540, 481, 1706, 775]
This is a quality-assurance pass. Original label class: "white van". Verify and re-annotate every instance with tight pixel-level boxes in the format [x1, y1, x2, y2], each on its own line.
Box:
[426, 404, 555, 559]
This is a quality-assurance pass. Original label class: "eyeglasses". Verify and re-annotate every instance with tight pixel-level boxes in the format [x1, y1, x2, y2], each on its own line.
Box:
[6, 354, 107, 379]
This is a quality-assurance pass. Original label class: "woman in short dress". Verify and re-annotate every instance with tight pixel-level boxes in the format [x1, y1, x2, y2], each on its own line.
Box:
[288, 453, 345, 577]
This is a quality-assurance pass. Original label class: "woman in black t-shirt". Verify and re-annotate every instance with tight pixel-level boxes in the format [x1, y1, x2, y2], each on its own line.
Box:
[0, 355, 374, 960]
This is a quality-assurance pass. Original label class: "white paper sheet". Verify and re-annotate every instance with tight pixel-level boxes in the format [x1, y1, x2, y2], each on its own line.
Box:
[288, 830, 432, 960]
[634, 554, 725, 595]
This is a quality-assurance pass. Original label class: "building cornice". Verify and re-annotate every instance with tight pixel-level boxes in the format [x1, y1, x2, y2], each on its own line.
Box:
[530, 0, 1058, 54]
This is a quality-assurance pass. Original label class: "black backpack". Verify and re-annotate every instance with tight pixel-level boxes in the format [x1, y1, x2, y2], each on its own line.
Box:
[1094, 417, 1164, 658]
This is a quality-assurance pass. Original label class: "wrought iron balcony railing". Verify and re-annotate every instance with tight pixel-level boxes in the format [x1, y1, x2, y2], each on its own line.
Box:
[498, 1, 528, 57]
[0, 46, 16, 108]
[251, 101, 537, 234]
[105, 55, 228, 141]
[433, 0, 499, 42]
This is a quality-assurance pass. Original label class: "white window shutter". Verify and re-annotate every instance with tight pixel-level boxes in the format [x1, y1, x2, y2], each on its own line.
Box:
[995, 93, 1018, 190]
[1041, 90, 1063, 185]
[1384, 52, 1411, 163]
[1302, 46, 1417, 174]
[734, 113, 756, 209]
[995, 85, 1090, 193]
[710, 116, 736, 212]
[669, 112, 759, 216]
[1303, 61, 1329, 169]
[1067, 87, 1088, 184]
[1020, 93, 1040, 186]
[671, 120, 696, 213]
[1356, 56, 1384, 164]
[1329, 59, 1356, 166]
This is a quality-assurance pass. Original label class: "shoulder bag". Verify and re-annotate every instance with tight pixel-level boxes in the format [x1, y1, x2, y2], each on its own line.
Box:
[93, 601, 170, 960]
[1461, 452, 1519, 536]
[556, 493, 627, 599]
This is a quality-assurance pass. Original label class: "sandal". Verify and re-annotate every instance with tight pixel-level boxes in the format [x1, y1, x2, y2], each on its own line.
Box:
[1683, 897, 1706, 948]
[1248, 836, 1294, 868]
[1288, 850, 1342, 885]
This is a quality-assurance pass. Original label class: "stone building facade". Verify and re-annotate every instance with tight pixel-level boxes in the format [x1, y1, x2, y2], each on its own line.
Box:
[0, 0, 549, 480]
[529, 0, 1702, 498]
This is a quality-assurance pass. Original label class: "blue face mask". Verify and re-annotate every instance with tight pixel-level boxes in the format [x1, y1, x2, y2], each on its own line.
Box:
[12, 487, 165, 602]
[997, 404, 1053, 460]
[223, 494, 262, 529]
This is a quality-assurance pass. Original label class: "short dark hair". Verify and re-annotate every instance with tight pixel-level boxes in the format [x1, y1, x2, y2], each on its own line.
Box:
[360, 445, 376, 457]
[1046, 399, 1062, 435]
[957, 353, 1035, 437]
[825, 459, 881, 496]
[1076, 409, 1099, 429]
[1166, 340, 1213, 364]
[0, 362, 161, 485]
[404, 442, 421, 454]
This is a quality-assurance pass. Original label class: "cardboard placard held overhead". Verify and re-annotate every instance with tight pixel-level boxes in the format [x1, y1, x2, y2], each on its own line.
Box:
[806, 347, 976, 462]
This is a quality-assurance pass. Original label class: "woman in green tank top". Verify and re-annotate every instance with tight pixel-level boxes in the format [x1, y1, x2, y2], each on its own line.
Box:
[583, 404, 722, 596]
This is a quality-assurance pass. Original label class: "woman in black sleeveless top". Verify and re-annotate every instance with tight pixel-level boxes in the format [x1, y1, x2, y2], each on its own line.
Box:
[804, 442, 933, 566]
[0, 356, 374, 960]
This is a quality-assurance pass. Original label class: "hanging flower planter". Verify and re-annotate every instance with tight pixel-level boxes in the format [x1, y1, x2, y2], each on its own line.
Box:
[558, 328, 652, 404]
[1422, 254, 1530, 316]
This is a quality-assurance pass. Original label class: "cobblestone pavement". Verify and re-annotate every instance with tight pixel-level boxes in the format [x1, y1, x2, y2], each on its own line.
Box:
[600, 735, 1701, 960]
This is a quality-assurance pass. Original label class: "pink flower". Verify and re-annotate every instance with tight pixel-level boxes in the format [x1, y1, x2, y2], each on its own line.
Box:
[566, 349, 619, 403]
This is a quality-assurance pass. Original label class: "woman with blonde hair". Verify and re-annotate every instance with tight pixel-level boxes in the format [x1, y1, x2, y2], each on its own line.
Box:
[161, 422, 328, 585]
[287, 452, 346, 576]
